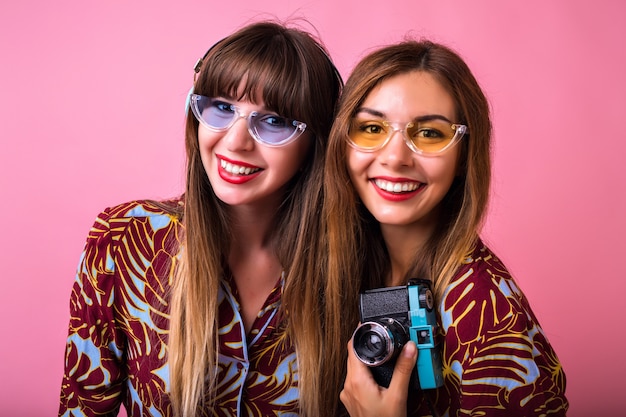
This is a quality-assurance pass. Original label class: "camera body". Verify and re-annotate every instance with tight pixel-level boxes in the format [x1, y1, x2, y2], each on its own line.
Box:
[351, 279, 444, 390]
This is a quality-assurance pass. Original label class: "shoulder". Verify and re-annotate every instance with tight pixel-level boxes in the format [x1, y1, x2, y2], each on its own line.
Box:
[96, 198, 183, 224]
[437, 241, 569, 415]
[82, 198, 184, 272]
[444, 240, 519, 301]
[73, 198, 183, 313]
[91, 198, 183, 235]
[440, 240, 531, 333]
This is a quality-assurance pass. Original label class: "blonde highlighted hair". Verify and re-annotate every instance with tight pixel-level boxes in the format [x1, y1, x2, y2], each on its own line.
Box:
[323, 40, 492, 342]
[168, 20, 343, 417]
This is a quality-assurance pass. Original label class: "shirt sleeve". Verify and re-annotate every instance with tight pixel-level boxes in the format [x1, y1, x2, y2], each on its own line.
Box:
[59, 207, 126, 417]
[439, 253, 568, 416]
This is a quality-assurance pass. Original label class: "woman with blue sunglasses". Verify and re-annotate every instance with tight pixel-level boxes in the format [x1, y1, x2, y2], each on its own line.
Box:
[59, 20, 343, 417]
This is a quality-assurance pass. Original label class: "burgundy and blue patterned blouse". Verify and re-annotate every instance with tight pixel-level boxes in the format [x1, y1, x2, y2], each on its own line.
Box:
[409, 242, 568, 416]
[58, 200, 299, 417]
[59, 200, 568, 416]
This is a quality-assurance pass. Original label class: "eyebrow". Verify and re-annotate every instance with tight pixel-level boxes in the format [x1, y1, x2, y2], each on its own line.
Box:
[215, 95, 277, 115]
[355, 107, 454, 124]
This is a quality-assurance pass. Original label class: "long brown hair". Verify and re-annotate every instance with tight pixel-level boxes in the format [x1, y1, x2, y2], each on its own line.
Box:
[324, 40, 492, 348]
[168, 20, 343, 417]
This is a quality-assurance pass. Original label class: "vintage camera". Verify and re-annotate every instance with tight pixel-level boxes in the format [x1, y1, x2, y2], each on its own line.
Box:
[351, 279, 444, 390]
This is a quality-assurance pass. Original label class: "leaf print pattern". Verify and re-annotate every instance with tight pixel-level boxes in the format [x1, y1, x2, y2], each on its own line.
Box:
[407, 242, 568, 417]
[59, 200, 299, 417]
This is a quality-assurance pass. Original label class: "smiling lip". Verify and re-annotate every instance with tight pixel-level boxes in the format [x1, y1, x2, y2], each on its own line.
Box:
[371, 177, 424, 201]
[217, 155, 262, 184]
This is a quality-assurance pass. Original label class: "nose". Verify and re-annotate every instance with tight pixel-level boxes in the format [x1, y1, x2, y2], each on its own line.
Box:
[223, 116, 254, 151]
[378, 129, 413, 167]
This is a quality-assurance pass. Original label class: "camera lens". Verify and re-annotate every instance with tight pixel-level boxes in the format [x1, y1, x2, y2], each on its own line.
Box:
[352, 319, 408, 367]
[361, 331, 385, 357]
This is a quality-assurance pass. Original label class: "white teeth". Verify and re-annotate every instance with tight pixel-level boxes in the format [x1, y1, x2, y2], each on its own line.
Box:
[374, 179, 420, 193]
[220, 159, 260, 175]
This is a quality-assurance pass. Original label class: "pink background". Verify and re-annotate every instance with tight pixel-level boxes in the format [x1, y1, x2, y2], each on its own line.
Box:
[1, 1, 624, 416]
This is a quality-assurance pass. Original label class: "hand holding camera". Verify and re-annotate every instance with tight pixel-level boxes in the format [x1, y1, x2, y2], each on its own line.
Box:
[351, 279, 444, 390]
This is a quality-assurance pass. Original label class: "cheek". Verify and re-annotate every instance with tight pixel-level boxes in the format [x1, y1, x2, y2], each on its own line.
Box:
[197, 127, 225, 169]
[197, 125, 219, 150]
[346, 147, 369, 178]
[271, 135, 313, 176]
[423, 149, 460, 186]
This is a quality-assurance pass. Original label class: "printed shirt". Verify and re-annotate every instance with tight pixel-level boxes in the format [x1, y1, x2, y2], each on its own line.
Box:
[409, 242, 568, 417]
[58, 200, 299, 417]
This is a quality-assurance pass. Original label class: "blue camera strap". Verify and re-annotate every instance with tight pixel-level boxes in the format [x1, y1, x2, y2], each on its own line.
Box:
[408, 285, 435, 349]
[408, 284, 444, 389]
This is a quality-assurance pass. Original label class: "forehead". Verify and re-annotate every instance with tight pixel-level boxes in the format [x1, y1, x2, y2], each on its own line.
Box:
[224, 79, 267, 107]
[359, 71, 456, 121]
[202, 65, 282, 113]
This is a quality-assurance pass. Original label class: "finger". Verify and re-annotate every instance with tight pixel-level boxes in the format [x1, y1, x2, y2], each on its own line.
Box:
[346, 339, 376, 383]
[342, 340, 387, 416]
[388, 341, 418, 394]
[345, 339, 357, 373]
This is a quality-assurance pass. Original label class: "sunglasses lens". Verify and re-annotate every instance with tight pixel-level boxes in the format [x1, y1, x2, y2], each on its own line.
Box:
[250, 114, 303, 145]
[348, 119, 388, 150]
[405, 120, 457, 153]
[192, 96, 236, 129]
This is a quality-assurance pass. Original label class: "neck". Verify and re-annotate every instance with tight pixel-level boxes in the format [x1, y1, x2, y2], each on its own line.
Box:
[225, 202, 284, 334]
[381, 221, 436, 287]
[227, 199, 280, 250]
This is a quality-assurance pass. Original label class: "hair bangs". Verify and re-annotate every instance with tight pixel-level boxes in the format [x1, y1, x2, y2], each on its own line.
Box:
[195, 40, 310, 128]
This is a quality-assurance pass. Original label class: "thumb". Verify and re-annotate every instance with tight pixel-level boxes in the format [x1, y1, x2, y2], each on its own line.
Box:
[388, 341, 418, 392]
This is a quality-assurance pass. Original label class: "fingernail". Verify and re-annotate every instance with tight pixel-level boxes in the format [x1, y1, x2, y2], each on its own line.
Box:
[403, 341, 417, 358]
